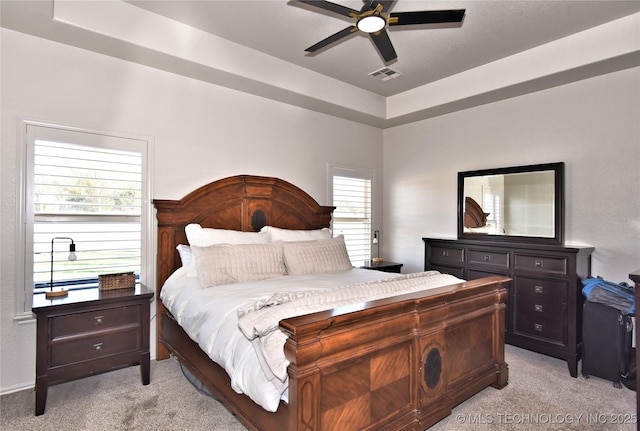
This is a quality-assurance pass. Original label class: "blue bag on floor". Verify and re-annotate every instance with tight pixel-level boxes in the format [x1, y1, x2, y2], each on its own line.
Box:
[582, 276, 635, 314]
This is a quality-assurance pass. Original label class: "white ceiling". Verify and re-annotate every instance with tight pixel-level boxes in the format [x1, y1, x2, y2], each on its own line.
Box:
[2, 1, 639, 127]
[128, 0, 640, 97]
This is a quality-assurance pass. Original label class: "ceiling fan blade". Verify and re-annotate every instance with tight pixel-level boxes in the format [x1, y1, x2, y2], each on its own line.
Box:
[361, 0, 393, 12]
[389, 9, 465, 26]
[297, 0, 359, 18]
[369, 29, 397, 62]
[305, 26, 358, 53]
[377, 1, 395, 12]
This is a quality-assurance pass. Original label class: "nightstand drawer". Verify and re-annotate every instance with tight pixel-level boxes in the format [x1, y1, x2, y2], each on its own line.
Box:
[50, 326, 141, 367]
[51, 305, 140, 338]
[514, 254, 567, 275]
[468, 249, 509, 268]
[428, 245, 464, 264]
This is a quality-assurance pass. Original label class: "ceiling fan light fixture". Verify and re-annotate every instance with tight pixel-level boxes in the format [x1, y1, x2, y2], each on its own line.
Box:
[357, 15, 386, 33]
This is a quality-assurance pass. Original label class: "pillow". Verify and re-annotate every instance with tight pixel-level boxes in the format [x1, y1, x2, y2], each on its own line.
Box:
[184, 224, 269, 277]
[176, 244, 192, 267]
[185, 223, 268, 246]
[260, 226, 331, 242]
[282, 235, 353, 275]
[191, 242, 286, 288]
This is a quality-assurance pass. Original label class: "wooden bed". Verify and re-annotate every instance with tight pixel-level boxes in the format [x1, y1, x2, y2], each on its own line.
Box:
[153, 175, 510, 431]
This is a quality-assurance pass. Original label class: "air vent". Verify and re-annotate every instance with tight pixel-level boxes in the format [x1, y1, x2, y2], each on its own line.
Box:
[369, 67, 402, 81]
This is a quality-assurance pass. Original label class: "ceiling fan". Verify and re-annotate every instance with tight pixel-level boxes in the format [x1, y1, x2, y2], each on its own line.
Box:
[297, 0, 465, 63]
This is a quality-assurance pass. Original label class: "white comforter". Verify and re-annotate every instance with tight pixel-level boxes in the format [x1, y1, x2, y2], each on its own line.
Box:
[160, 268, 462, 412]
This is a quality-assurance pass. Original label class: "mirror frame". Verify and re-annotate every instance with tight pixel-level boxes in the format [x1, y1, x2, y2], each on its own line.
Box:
[457, 162, 565, 245]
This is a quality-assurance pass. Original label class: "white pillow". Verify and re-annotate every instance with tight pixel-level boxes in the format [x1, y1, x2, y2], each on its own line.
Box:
[191, 242, 286, 288]
[185, 223, 268, 246]
[282, 235, 353, 275]
[260, 226, 331, 242]
[184, 224, 269, 277]
[176, 244, 192, 267]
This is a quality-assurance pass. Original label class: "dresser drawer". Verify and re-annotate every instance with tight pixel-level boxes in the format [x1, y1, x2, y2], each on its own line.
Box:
[51, 305, 140, 338]
[513, 253, 568, 275]
[50, 326, 141, 367]
[428, 245, 464, 264]
[468, 249, 509, 268]
[513, 276, 567, 303]
[514, 297, 565, 343]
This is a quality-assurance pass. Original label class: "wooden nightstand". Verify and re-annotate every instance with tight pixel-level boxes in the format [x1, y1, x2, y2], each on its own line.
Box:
[360, 260, 403, 273]
[32, 284, 153, 415]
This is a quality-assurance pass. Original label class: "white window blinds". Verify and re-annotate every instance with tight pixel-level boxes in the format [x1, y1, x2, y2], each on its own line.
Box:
[28, 126, 146, 291]
[331, 173, 372, 265]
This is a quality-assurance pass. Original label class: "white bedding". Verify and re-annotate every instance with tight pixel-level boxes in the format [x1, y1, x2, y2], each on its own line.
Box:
[160, 267, 462, 412]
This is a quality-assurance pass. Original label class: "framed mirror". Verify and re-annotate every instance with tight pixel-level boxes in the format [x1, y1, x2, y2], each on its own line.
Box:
[458, 162, 564, 245]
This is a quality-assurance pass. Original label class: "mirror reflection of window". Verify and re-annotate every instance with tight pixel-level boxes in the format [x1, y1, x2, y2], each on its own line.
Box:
[482, 189, 502, 234]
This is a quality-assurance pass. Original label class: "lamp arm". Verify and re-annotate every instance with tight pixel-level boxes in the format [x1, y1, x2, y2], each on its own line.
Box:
[50, 237, 76, 291]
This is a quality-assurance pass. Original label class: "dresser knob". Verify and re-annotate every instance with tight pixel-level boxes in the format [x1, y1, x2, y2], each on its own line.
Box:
[534, 304, 543, 312]
[535, 260, 543, 267]
[534, 285, 543, 294]
[93, 342, 103, 352]
[442, 251, 449, 257]
[484, 255, 491, 261]
[94, 316, 104, 325]
[534, 323, 543, 332]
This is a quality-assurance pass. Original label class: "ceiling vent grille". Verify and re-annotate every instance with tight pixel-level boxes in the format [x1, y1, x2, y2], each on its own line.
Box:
[368, 67, 402, 81]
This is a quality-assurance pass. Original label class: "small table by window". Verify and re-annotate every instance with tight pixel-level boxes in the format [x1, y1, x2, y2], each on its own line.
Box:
[32, 284, 153, 415]
[360, 260, 403, 273]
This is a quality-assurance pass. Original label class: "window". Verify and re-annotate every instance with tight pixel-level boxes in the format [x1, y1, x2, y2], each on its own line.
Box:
[20, 123, 151, 313]
[482, 188, 502, 234]
[330, 166, 373, 265]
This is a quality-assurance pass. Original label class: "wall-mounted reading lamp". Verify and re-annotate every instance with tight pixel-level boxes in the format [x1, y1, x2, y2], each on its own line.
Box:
[46, 237, 77, 299]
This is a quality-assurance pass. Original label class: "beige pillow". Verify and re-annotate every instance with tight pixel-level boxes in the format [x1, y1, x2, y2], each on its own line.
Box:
[191, 242, 286, 288]
[282, 235, 353, 275]
[184, 224, 269, 277]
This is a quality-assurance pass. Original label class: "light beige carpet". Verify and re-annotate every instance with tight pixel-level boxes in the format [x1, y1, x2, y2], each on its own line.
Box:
[1, 345, 636, 430]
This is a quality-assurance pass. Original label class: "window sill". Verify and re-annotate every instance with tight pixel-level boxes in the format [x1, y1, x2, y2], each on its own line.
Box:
[14, 312, 36, 325]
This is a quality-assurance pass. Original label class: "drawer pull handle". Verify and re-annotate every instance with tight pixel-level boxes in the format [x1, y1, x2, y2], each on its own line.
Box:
[534, 304, 543, 312]
[534, 285, 543, 294]
[535, 260, 543, 267]
[442, 251, 449, 257]
[484, 255, 491, 261]
[93, 342, 103, 352]
[534, 324, 543, 332]
[94, 316, 104, 325]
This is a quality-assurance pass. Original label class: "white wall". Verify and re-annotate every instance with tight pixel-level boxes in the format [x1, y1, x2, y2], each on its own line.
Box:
[2, 25, 639, 396]
[383, 67, 640, 282]
[0, 29, 383, 393]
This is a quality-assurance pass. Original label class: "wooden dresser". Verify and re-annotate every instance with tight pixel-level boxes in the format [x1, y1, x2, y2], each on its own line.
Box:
[423, 238, 593, 377]
[32, 285, 153, 415]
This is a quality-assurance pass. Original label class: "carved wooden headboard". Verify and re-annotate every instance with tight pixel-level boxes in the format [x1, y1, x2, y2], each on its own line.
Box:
[153, 175, 334, 292]
[464, 196, 490, 228]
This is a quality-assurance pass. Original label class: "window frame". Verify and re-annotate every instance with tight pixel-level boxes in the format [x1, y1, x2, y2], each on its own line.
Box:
[328, 164, 375, 265]
[14, 119, 154, 318]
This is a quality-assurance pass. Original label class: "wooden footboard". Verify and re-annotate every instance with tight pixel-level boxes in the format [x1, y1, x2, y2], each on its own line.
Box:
[158, 275, 508, 431]
[281, 275, 509, 431]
